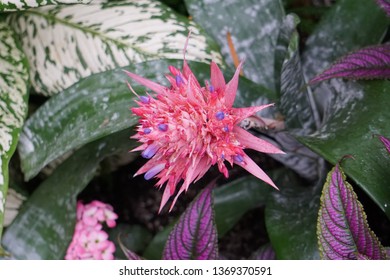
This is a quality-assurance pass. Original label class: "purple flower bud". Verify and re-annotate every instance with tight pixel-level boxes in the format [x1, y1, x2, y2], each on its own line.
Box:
[144, 163, 166, 180]
[139, 95, 150, 104]
[158, 123, 168, 132]
[141, 144, 159, 159]
[223, 125, 229, 132]
[209, 85, 215, 93]
[143, 128, 152, 134]
[233, 154, 244, 163]
[215, 111, 225, 120]
[176, 75, 184, 87]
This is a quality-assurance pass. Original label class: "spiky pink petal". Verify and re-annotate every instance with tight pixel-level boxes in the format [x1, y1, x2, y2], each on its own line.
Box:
[210, 61, 226, 91]
[233, 126, 285, 154]
[123, 70, 165, 95]
[224, 61, 243, 108]
[231, 104, 275, 123]
[235, 153, 278, 189]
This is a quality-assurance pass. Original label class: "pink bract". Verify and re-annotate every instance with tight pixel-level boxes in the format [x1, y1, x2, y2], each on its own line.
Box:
[126, 43, 284, 212]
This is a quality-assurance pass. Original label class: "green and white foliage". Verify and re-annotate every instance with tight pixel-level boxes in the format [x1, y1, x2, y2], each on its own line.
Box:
[0, 21, 29, 238]
[7, 0, 221, 96]
[0, 0, 91, 12]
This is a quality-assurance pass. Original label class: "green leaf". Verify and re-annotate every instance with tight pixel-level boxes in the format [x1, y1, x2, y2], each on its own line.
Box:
[7, 0, 221, 96]
[302, 0, 389, 120]
[213, 176, 271, 236]
[143, 176, 272, 260]
[185, 0, 285, 91]
[275, 14, 317, 133]
[299, 80, 390, 219]
[265, 174, 322, 259]
[2, 129, 135, 259]
[0, 21, 29, 242]
[0, 0, 91, 11]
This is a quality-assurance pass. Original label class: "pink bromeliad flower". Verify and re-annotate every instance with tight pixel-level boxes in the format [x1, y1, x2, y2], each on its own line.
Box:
[126, 41, 284, 212]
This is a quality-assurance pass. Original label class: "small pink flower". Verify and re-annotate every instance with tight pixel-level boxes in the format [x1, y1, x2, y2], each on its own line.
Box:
[126, 40, 284, 212]
[65, 200, 118, 260]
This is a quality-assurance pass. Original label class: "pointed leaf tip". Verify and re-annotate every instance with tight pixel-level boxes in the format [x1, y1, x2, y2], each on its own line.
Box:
[310, 44, 390, 84]
[378, 135, 390, 155]
[118, 234, 143, 260]
[317, 164, 387, 260]
[162, 182, 218, 260]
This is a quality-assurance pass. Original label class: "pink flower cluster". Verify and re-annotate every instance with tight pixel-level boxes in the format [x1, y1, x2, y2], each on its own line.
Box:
[65, 200, 118, 260]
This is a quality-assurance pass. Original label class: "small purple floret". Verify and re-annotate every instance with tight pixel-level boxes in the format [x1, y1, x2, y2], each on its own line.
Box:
[209, 85, 215, 93]
[143, 128, 152, 134]
[158, 123, 168, 132]
[141, 143, 159, 159]
[234, 154, 244, 163]
[223, 125, 229, 132]
[215, 111, 225, 120]
[139, 95, 150, 104]
[176, 75, 184, 87]
[144, 163, 166, 180]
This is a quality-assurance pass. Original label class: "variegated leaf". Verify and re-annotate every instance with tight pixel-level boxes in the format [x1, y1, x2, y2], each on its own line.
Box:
[0, 0, 91, 11]
[0, 21, 29, 241]
[7, 0, 221, 96]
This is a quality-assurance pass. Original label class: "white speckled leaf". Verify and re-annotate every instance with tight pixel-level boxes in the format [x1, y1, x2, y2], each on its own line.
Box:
[7, 0, 221, 96]
[185, 0, 285, 91]
[0, 22, 29, 241]
[0, 0, 91, 11]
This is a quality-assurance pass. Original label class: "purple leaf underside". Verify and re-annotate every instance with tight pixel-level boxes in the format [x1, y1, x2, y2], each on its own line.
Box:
[118, 236, 143, 260]
[163, 183, 218, 260]
[317, 164, 388, 260]
[310, 44, 390, 84]
[376, 0, 390, 17]
[379, 135, 390, 155]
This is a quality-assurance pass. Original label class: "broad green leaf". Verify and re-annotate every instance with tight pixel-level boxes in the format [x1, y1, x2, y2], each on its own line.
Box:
[143, 176, 273, 260]
[2, 129, 135, 259]
[185, 0, 285, 91]
[275, 14, 317, 133]
[268, 13, 321, 182]
[0, 21, 29, 242]
[0, 0, 91, 12]
[7, 0, 221, 96]
[265, 175, 322, 260]
[299, 80, 390, 218]
[18, 60, 276, 181]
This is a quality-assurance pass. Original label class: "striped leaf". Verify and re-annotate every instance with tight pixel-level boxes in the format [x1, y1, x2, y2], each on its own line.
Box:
[310, 44, 390, 84]
[185, 0, 285, 91]
[0, 0, 90, 11]
[0, 22, 29, 241]
[318, 164, 388, 260]
[7, 0, 221, 96]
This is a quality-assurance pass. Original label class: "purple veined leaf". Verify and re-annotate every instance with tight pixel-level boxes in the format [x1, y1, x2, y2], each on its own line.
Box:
[310, 43, 390, 84]
[378, 135, 390, 155]
[250, 243, 276, 260]
[317, 164, 388, 260]
[376, 0, 390, 17]
[163, 182, 218, 260]
[118, 234, 143, 260]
